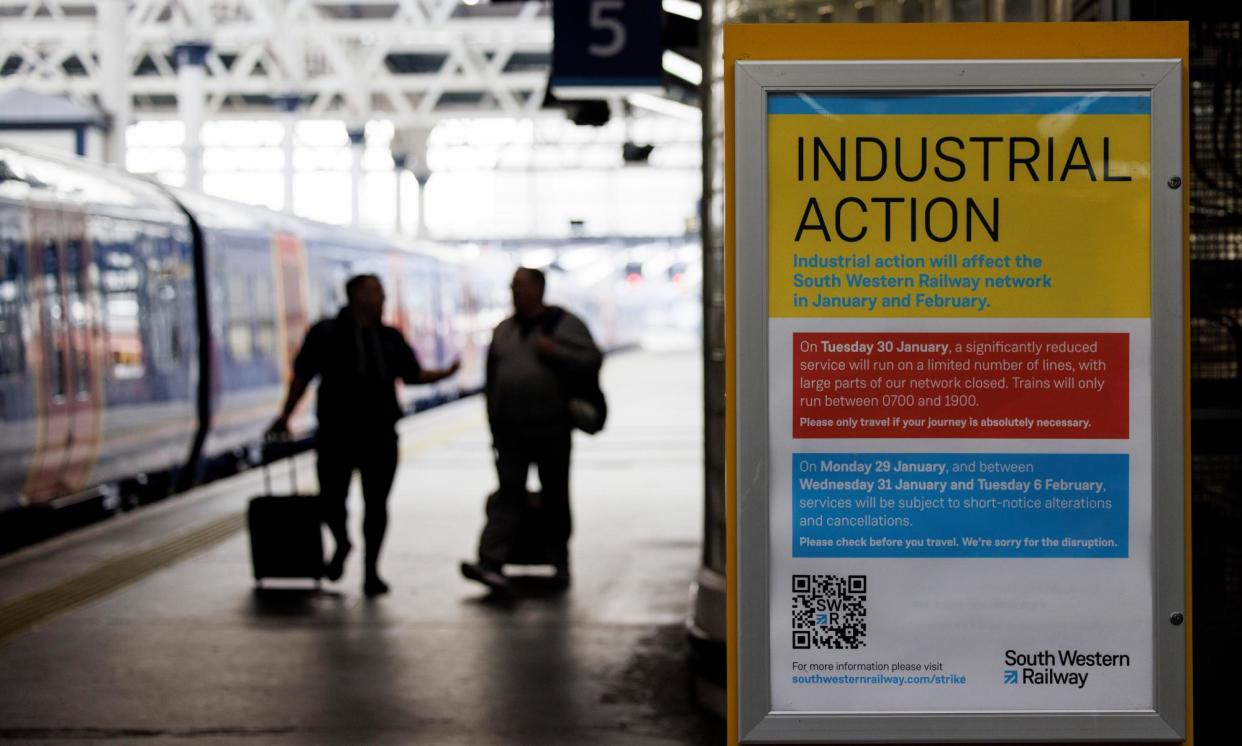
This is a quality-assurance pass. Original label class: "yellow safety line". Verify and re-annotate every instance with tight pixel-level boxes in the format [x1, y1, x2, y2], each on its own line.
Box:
[0, 411, 485, 647]
[399, 414, 485, 458]
[0, 512, 245, 646]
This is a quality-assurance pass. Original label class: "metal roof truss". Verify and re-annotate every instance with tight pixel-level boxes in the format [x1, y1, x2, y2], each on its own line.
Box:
[0, 0, 556, 124]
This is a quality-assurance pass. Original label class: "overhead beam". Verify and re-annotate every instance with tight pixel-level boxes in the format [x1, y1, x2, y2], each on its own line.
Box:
[0, 0, 554, 124]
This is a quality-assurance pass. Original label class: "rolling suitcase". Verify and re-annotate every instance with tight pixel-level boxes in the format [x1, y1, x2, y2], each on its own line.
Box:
[247, 450, 324, 585]
[488, 490, 564, 567]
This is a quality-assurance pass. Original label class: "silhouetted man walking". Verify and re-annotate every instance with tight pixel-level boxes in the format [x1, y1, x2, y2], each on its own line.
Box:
[271, 274, 458, 596]
[461, 267, 602, 593]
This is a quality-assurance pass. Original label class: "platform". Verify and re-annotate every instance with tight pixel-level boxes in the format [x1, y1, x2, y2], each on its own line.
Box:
[0, 348, 723, 745]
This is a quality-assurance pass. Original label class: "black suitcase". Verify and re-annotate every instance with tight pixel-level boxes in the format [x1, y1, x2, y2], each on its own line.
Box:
[247, 452, 324, 585]
[488, 490, 564, 567]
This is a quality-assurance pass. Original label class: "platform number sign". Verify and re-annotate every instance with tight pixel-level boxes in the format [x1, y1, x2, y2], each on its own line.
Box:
[589, 1, 627, 58]
[551, 0, 662, 98]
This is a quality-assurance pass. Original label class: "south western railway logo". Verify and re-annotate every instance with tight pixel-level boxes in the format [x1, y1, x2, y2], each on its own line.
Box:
[1003, 649, 1132, 689]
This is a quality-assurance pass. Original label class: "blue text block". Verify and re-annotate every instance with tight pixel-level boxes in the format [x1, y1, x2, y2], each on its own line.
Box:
[792, 453, 1128, 558]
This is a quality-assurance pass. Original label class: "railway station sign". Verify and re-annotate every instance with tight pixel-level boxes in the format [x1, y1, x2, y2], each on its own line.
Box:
[727, 23, 1189, 744]
[550, 0, 663, 99]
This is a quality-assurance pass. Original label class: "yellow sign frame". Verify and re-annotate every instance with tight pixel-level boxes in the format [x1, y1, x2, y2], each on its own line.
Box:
[724, 21, 1191, 745]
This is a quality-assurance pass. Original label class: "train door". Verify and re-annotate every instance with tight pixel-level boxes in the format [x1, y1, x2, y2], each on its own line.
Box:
[61, 209, 103, 496]
[272, 233, 309, 382]
[0, 205, 31, 511]
[142, 230, 191, 402]
[24, 203, 101, 505]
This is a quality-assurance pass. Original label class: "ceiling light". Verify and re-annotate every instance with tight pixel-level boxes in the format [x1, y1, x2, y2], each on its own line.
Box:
[663, 0, 703, 21]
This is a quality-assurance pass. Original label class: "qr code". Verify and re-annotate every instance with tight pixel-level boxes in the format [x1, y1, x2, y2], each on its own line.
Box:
[792, 574, 867, 650]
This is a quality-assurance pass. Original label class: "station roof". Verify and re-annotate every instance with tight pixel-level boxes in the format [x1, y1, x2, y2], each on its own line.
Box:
[0, 89, 107, 129]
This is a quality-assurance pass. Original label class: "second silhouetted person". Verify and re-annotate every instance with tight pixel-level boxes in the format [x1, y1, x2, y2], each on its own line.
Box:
[461, 267, 602, 593]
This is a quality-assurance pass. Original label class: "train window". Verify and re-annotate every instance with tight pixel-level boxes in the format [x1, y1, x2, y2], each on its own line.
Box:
[156, 250, 182, 369]
[226, 273, 252, 362]
[138, 235, 182, 375]
[307, 275, 321, 319]
[102, 248, 144, 380]
[321, 272, 344, 315]
[253, 274, 276, 358]
[65, 239, 91, 396]
[306, 269, 339, 321]
[0, 246, 22, 378]
[40, 240, 67, 400]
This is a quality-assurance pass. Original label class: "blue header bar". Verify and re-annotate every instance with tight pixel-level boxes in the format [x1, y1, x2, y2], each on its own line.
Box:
[769, 94, 1151, 116]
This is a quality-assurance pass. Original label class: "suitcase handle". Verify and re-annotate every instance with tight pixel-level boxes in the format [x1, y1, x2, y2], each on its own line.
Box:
[261, 433, 300, 496]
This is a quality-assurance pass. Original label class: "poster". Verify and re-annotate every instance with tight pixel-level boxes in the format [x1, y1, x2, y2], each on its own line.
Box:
[765, 92, 1154, 712]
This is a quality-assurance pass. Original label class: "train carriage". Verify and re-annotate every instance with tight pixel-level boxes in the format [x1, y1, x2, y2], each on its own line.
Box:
[0, 141, 647, 534]
[0, 145, 197, 513]
[0, 144, 505, 521]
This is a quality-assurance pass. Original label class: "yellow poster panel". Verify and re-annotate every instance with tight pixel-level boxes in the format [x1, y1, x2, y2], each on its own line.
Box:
[767, 97, 1151, 318]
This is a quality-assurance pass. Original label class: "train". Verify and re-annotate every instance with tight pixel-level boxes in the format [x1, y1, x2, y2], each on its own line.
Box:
[0, 143, 631, 524]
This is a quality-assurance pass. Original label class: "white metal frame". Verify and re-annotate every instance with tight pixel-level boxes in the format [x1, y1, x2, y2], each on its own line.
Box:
[734, 58, 1186, 743]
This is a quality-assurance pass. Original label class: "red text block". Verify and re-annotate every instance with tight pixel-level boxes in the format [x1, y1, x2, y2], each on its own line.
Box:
[793, 332, 1129, 439]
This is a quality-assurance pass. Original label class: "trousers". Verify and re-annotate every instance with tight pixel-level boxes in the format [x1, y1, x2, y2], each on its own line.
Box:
[479, 428, 572, 569]
[316, 434, 398, 576]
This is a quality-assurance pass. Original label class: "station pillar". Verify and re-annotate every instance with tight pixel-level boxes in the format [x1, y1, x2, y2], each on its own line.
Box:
[414, 168, 431, 240]
[391, 127, 432, 239]
[98, 0, 130, 168]
[174, 41, 211, 192]
[348, 125, 366, 228]
[392, 154, 408, 235]
[273, 94, 302, 214]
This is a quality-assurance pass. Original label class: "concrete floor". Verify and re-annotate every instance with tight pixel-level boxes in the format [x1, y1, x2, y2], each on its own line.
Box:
[0, 348, 724, 745]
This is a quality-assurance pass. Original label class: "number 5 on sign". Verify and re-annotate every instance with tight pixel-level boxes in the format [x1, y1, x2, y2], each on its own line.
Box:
[589, 0, 626, 58]
[550, 0, 661, 98]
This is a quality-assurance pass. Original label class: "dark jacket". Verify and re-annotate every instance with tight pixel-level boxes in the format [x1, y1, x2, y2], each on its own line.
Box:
[293, 309, 423, 441]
